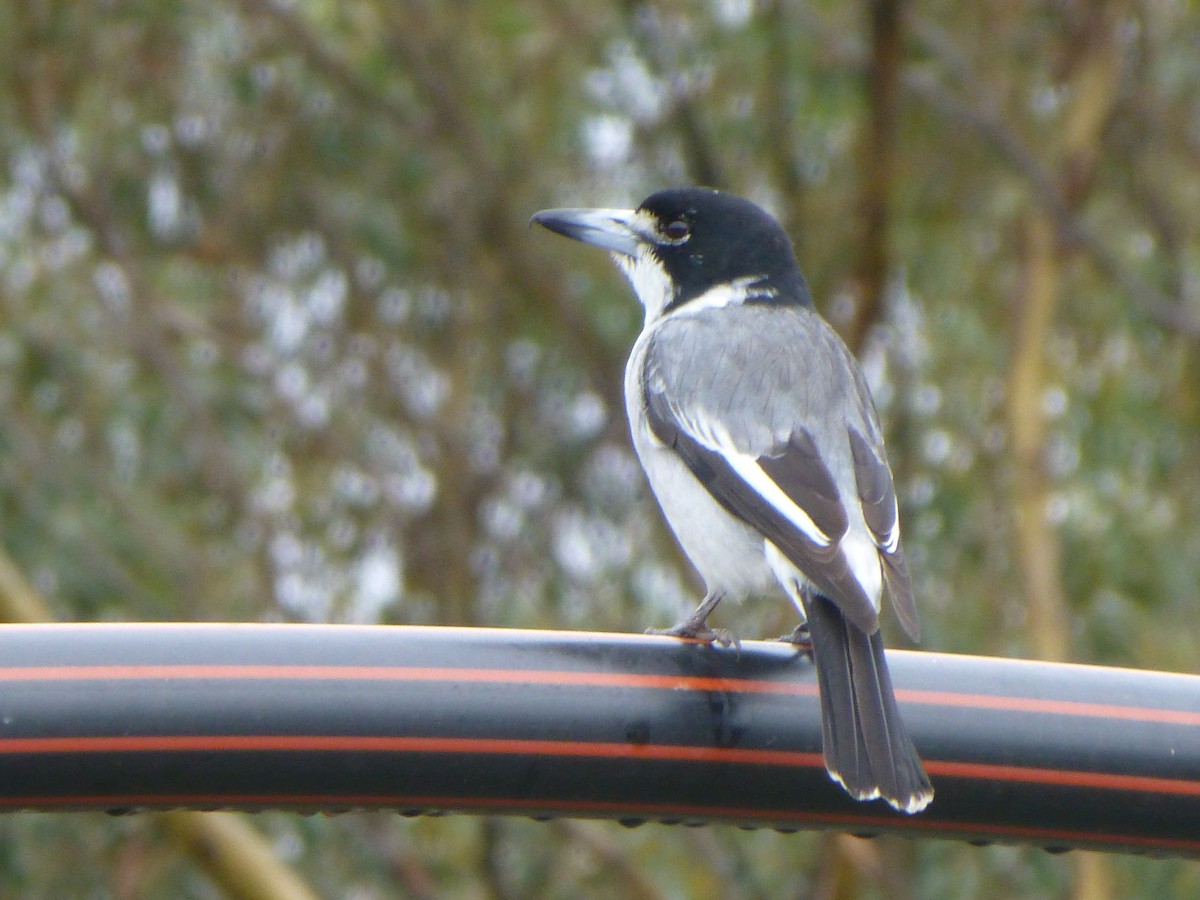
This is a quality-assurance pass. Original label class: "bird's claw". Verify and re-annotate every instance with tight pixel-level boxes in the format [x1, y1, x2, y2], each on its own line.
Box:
[776, 624, 813, 654]
[647, 622, 741, 651]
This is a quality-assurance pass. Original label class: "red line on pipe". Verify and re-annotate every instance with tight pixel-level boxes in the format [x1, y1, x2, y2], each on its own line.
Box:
[1, 733, 1198, 799]
[2, 663, 1197, 727]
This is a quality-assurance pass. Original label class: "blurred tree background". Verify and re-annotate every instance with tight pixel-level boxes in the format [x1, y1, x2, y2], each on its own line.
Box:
[1, 0, 1198, 896]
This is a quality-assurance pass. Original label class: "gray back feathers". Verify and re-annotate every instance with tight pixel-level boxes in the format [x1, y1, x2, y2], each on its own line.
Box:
[641, 302, 918, 639]
[643, 304, 882, 479]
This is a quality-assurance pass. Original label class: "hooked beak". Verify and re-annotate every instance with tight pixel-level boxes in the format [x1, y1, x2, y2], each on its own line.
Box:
[530, 207, 643, 258]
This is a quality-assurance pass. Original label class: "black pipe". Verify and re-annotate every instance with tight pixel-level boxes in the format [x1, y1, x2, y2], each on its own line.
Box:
[0, 623, 1196, 857]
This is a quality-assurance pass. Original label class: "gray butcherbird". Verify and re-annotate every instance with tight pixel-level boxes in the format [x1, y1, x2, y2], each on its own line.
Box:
[532, 187, 932, 813]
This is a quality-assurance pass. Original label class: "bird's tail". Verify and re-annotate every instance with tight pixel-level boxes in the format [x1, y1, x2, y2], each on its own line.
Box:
[804, 593, 933, 814]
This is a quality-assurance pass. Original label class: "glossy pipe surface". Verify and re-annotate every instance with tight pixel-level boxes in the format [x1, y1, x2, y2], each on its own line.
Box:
[0, 623, 1196, 857]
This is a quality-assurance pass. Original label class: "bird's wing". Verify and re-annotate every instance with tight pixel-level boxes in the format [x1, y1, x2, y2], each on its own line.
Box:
[846, 415, 919, 640]
[641, 306, 918, 639]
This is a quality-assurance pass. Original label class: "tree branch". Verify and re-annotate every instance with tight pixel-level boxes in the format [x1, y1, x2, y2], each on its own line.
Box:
[845, 0, 908, 355]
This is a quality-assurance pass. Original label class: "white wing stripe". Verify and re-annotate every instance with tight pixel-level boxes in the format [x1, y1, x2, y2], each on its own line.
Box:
[723, 451, 833, 548]
[678, 410, 834, 549]
[881, 496, 901, 554]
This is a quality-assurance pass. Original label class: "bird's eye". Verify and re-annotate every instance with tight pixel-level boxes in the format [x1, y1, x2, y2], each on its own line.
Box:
[663, 219, 691, 242]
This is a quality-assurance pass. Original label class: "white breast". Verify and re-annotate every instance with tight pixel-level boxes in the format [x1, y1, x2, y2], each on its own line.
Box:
[623, 327, 774, 599]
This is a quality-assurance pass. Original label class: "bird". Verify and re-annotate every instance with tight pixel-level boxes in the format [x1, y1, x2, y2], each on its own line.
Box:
[531, 186, 932, 814]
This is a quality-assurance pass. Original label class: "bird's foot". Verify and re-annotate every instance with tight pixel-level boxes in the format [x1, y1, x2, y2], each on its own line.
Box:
[648, 592, 739, 648]
[776, 623, 813, 654]
[647, 617, 740, 651]
[646, 591, 737, 648]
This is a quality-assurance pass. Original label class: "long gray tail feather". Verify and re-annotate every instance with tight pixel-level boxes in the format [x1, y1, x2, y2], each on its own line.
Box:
[804, 593, 933, 814]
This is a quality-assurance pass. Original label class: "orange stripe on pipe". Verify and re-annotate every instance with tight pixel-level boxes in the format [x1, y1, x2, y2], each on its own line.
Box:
[2, 733, 1199, 799]
[3, 663, 1198, 727]
[898, 688, 1200, 727]
[0, 733, 825, 768]
[927, 759, 1200, 797]
[0, 664, 814, 696]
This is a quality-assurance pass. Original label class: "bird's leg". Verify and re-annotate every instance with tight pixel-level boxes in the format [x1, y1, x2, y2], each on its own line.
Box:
[775, 582, 814, 653]
[776, 622, 813, 654]
[647, 591, 738, 648]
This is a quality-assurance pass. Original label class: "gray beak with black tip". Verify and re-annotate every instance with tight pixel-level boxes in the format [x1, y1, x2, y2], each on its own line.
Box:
[530, 207, 643, 258]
